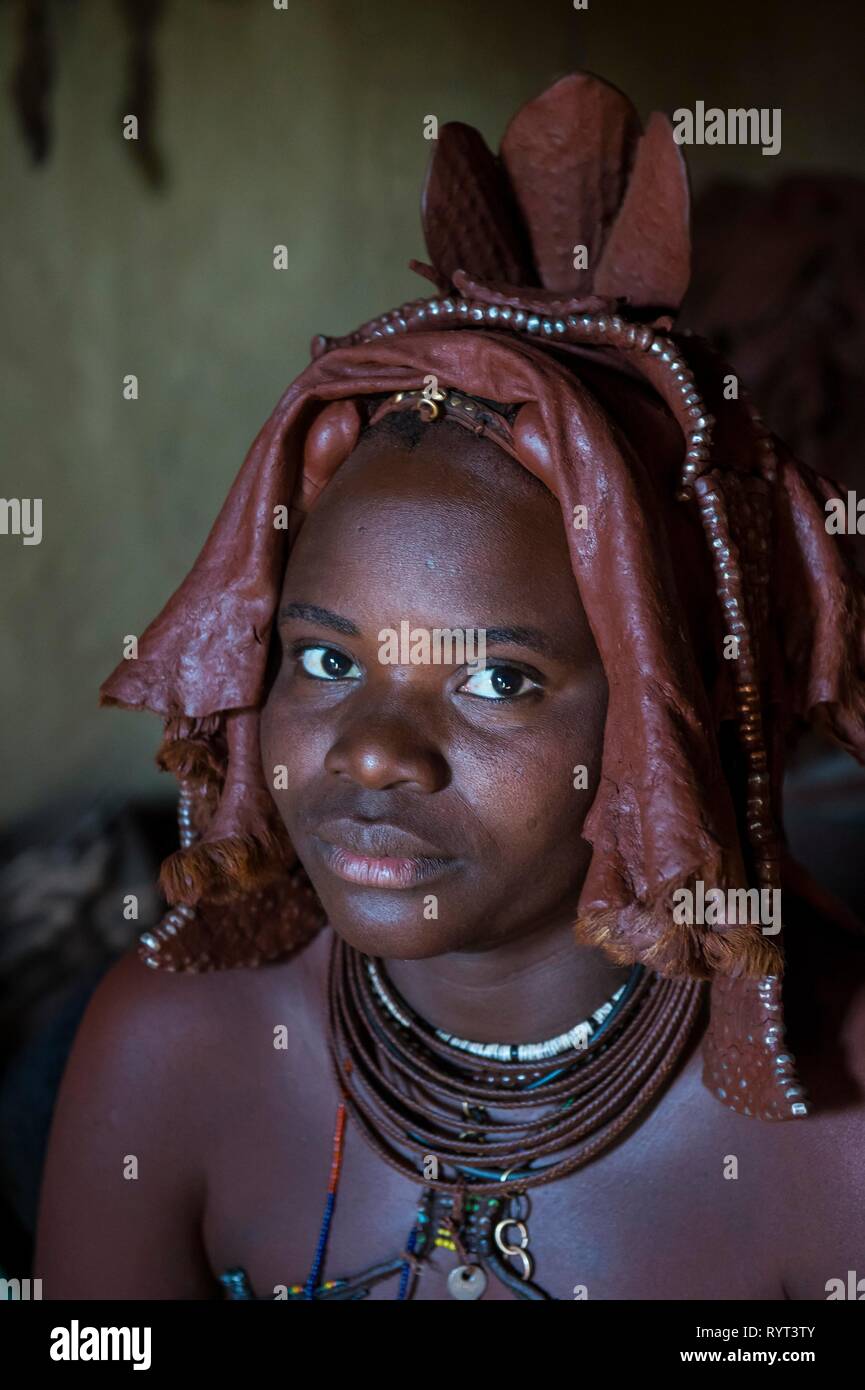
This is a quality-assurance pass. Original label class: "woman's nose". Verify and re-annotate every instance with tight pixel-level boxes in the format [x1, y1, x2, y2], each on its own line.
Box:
[324, 715, 448, 793]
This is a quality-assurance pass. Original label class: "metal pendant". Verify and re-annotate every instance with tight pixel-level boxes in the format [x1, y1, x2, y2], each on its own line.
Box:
[447, 1263, 488, 1300]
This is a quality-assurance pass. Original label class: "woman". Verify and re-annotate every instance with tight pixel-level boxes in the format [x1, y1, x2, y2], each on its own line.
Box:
[35, 72, 865, 1300]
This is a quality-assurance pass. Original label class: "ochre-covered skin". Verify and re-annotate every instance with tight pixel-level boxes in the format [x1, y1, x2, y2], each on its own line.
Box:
[98, 74, 865, 1128]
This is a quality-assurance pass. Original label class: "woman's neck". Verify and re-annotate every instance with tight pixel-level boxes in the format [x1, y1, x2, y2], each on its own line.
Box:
[383, 915, 633, 1045]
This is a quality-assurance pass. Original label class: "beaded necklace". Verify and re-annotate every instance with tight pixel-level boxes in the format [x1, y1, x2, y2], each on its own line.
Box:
[220, 936, 704, 1301]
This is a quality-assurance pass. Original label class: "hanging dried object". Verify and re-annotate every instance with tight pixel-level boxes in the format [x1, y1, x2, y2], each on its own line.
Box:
[9, 0, 170, 186]
[116, 0, 166, 187]
[10, 0, 54, 162]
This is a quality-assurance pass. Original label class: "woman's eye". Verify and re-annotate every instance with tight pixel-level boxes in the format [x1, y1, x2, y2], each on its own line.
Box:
[459, 664, 539, 700]
[296, 645, 361, 681]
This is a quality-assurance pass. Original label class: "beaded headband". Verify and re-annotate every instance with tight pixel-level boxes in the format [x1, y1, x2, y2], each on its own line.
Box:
[368, 384, 520, 460]
[316, 298, 728, 505]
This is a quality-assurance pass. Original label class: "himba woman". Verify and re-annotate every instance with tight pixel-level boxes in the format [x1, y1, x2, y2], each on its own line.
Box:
[35, 73, 865, 1300]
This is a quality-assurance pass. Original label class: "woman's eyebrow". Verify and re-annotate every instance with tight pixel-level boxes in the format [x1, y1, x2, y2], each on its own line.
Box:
[278, 608, 561, 659]
[483, 625, 563, 661]
[278, 602, 360, 636]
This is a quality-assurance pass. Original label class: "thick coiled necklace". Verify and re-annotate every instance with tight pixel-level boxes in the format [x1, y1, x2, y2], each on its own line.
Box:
[322, 933, 705, 1298]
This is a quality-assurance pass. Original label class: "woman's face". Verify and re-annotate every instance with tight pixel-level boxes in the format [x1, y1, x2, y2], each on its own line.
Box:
[260, 417, 608, 959]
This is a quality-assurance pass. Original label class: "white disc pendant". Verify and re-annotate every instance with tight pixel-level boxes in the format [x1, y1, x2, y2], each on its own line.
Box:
[447, 1264, 488, 1300]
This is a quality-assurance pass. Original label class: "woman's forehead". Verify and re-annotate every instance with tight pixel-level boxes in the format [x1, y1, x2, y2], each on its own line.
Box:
[291, 422, 560, 554]
[282, 424, 591, 639]
[301, 416, 554, 518]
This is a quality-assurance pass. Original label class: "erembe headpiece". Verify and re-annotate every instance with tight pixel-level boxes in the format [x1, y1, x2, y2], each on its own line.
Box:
[100, 74, 865, 1122]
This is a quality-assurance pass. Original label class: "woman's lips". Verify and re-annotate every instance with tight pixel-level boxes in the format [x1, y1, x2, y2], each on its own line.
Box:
[312, 834, 456, 889]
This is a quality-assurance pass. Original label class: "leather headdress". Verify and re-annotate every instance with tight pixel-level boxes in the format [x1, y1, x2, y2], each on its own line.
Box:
[100, 73, 865, 1123]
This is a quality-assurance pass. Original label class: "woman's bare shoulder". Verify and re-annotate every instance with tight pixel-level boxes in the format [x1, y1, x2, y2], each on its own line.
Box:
[33, 929, 330, 1299]
[84, 924, 331, 1048]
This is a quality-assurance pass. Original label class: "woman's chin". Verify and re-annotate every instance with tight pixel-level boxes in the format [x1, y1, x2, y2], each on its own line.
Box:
[321, 905, 471, 960]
